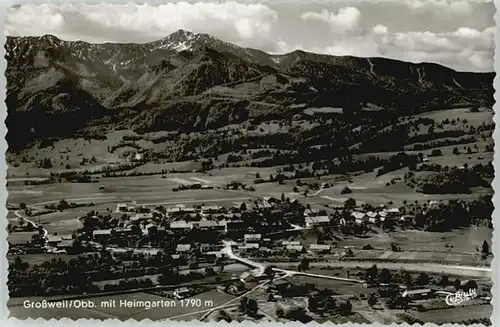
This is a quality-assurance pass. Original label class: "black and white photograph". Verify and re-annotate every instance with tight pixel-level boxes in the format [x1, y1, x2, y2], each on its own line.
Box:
[4, 0, 495, 324]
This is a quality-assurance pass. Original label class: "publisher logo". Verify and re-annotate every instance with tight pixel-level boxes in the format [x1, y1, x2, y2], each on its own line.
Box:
[445, 289, 478, 306]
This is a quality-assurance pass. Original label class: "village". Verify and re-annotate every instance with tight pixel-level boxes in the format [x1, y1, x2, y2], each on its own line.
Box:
[8, 191, 492, 324]
[10, 193, 435, 258]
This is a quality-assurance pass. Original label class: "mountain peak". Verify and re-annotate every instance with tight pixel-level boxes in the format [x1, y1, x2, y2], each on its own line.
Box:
[166, 29, 195, 41]
[149, 29, 198, 51]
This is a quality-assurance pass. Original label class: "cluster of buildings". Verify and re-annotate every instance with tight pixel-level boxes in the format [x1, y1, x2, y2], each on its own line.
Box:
[348, 207, 410, 225]
[46, 234, 74, 253]
[304, 205, 414, 227]
[236, 234, 338, 256]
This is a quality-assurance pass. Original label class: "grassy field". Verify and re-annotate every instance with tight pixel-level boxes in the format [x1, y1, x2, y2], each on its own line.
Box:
[285, 275, 368, 296]
[411, 304, 492, 324]
[7, 253, 80, 265]
[7, 231, 38, 245]
[415, 108, 493, 127]
[337, 226, 492, 254]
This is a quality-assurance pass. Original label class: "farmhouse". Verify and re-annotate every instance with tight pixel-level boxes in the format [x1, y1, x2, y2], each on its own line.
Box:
[351, 211, 368, 224]
[286, 245, 304, 253]
[366, 211, 379, 223]
[263, 196, 279, 204]
[176, 244, 192, 253]
[386, 208, 401, 218]
[378, 211, 388, 221]
[152, 210, 164, 219]
[260, 202, 273, 209]
[201, 205, 223, 214]
[133, 153, 144, 161]
[56, 240, 74, 250]
[460, 279, 478, 291]
[113, 227, 132, 235]
[282, 240, 301, 246]
[304, 208, 323, 217]
[116, 203, 129, 212]
[276, 298, 307, 316]
[238, 243, 260, 253]
[92, 229, 112, 242]
[193, 220, 225, 231]
[305, 215, 330, 227]
[169, 220, 193, 230]
[244, 234, 262, 243]
[309, 244, 331, 254]
[131, 213, 153, 222]
[166, 207, 188, 217]
[144, 223, 157, 233]
[47, 235, 62, 247]
[402, 288, 432, 299]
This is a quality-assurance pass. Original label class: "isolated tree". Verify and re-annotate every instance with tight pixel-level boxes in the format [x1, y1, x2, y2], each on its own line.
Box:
[367, 294, 378, 307]
[298, 258, 310, 272]
[430, 149, 442, 157]
[215, 257, 225, 272]
[338, 300, 352, 316]
[341, 186, 353, 194]
[239, 297, 248, 313]
[379, 268, 392, 284]
[240, 202, 247, 212]
[416, 272, 430, 286]
[246, 299, 258, 314]
[482, 240, 490, 257]
[307, 296, 319, 313]
[345, 198, 356, 209]
[439, 275, 449, 287]
[276, 308, 284, 318]
[403, 272, 413, 286]
[216, 310, 232, 322]
[452, 147, 460, 155]
[264, 265, 275, 280]
[365, 264, 378, 282]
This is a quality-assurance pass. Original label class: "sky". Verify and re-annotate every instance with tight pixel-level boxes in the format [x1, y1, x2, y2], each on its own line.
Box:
[4, 0, 495, 72]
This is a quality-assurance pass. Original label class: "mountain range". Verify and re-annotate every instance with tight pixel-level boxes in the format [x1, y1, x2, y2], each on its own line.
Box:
[5, 29, 495, 151]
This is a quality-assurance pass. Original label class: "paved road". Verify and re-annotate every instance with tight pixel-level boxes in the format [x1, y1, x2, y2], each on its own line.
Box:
[222, 242, 491, 283]
[268, 261, 492, 279]
[222, 241, 266, 276]
[221, 241, 365, 283]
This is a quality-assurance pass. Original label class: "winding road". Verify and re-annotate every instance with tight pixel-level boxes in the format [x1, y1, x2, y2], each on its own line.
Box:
[13, 209, 48, 239]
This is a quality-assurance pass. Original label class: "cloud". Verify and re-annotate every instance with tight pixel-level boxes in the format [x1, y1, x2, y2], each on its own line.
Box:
[372, 24, 388, 35]
[5, 2, 279, 47]
[314, 26, 494, 71]
[301, 7, 361, 33]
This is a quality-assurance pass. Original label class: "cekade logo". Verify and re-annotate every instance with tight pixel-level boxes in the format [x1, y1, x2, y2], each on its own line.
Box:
[445, 289, 478, 306]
